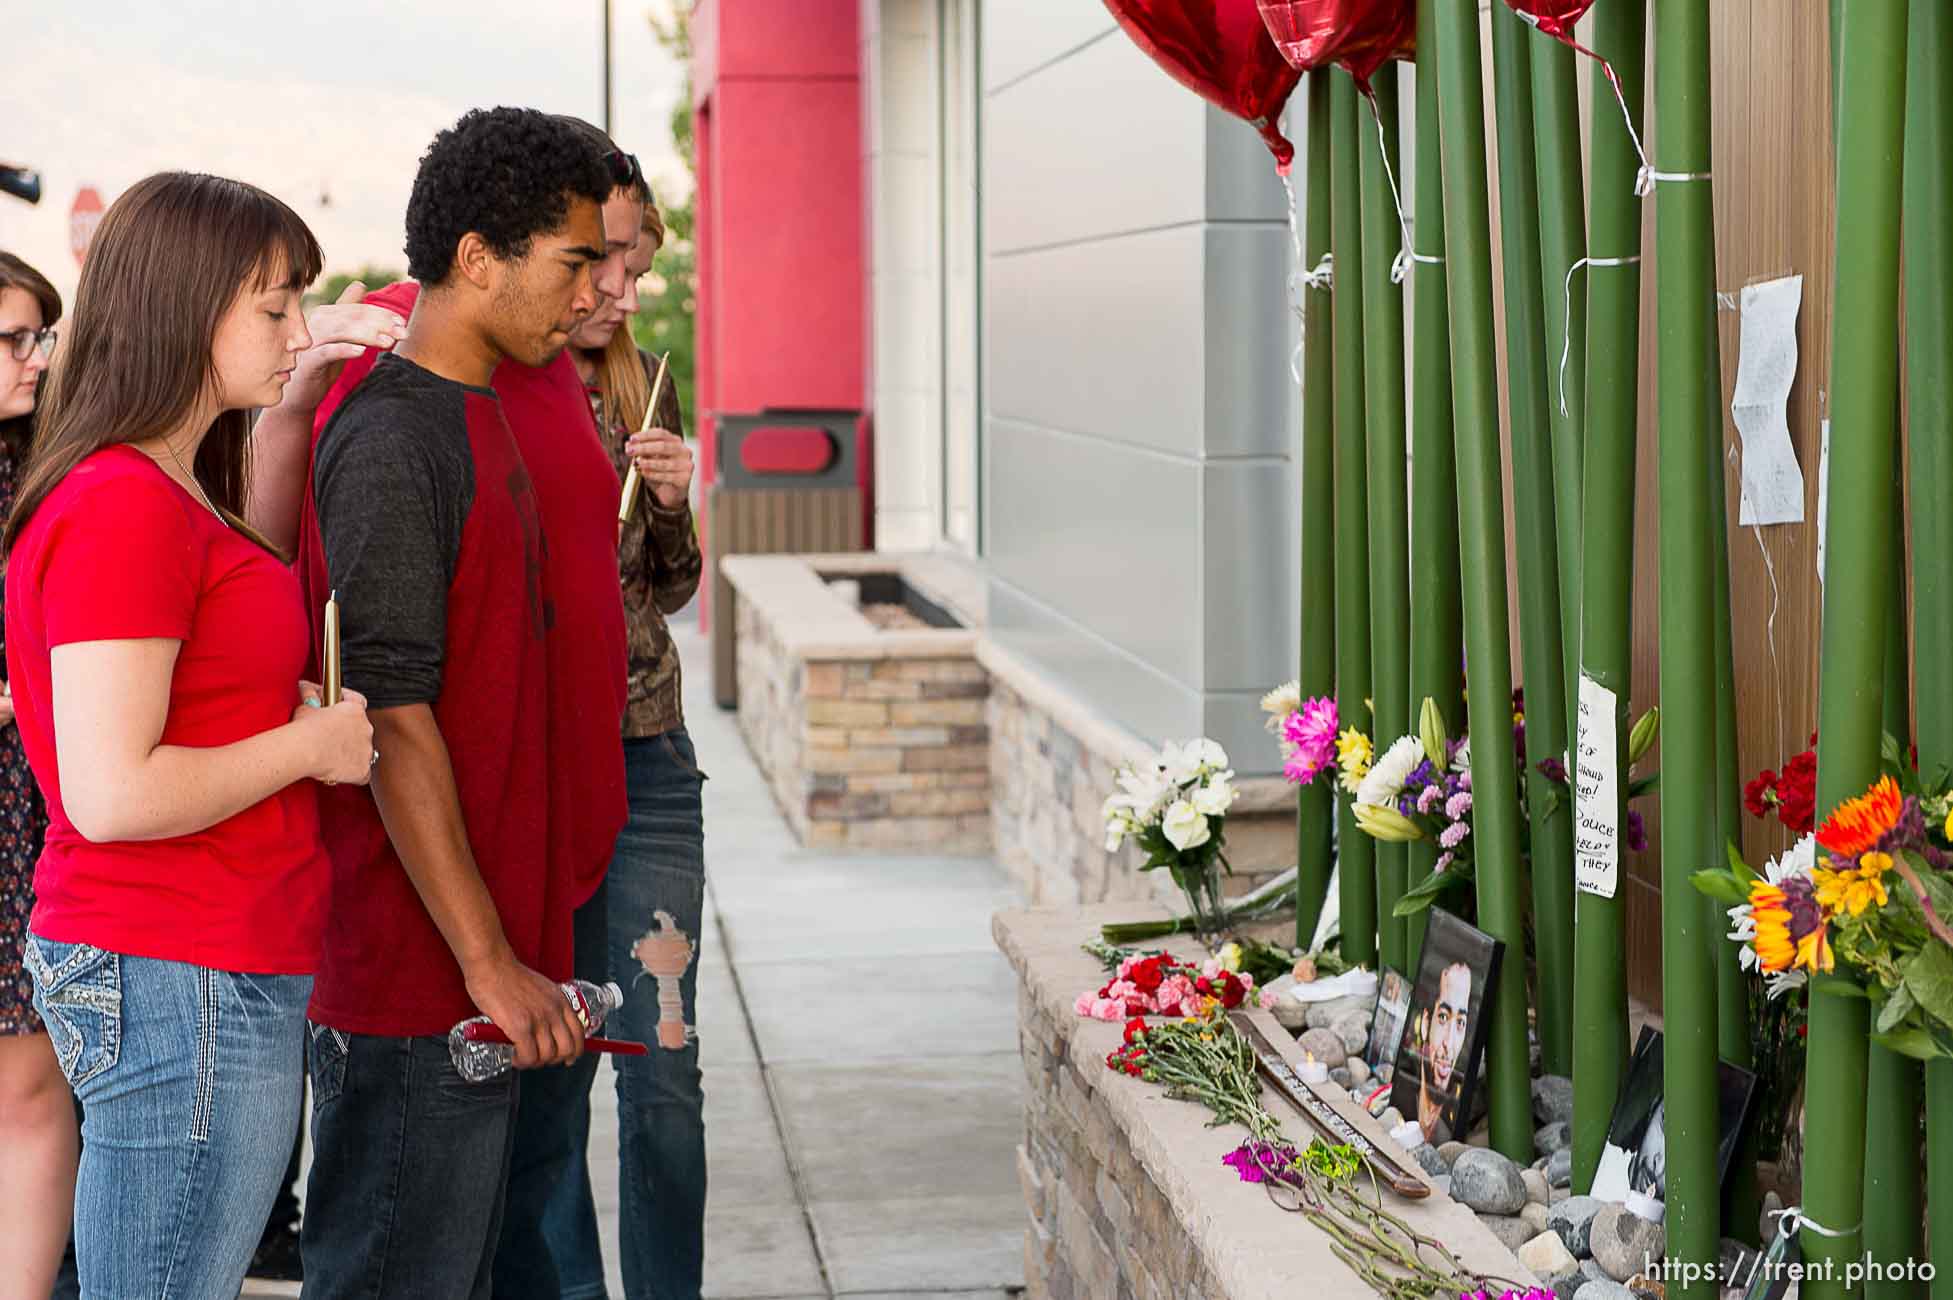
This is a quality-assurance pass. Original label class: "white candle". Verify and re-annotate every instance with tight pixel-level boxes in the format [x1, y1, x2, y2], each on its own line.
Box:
[1297, 1054, 1329, 1085]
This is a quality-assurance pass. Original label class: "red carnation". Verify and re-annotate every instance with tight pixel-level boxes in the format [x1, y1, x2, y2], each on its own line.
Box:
[1744, 770, 1779, 819]
[1778, 751, 1817, 833]
[1124, 1017, 1148, 1045]
[1216, 971, 1247, 1010]
[1128, 956, 1166, 994]
[1195, 976, 1213, 995]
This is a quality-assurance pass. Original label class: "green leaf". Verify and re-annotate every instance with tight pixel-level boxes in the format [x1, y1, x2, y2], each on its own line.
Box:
[1812, 977, 1872, 1000]
[1876, 982, 1916, 1035]
[1726, 839, 1762, 885]
[1871, 1027, 1948, 1061]
[1392, 861, 1474, 917]
[1691, 868, 1752, 907]
[1627, 772, 1660, 800]
[1903, 943, 1953, 1030]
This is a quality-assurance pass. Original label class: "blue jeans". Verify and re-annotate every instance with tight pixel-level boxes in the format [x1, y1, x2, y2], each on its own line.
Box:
[24, 934, 311, 1300]
[301, 1027, 519, 1300]
[540, 730, 708, 1300]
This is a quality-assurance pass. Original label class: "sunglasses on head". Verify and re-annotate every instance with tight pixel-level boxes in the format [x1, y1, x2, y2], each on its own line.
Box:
[607, 150, 644, 189]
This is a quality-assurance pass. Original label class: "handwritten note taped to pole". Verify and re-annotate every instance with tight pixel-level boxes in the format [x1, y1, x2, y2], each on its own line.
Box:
[1733, 275, 1806, 527]
[1574, 674, 1620, 899]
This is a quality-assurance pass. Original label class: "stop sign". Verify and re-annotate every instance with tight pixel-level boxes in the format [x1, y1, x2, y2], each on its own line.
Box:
[70, 187, 105, 266]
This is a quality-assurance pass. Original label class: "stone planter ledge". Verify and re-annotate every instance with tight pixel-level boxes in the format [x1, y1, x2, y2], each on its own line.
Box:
[996, 902, 1540, 1300]
[722, 552, 985, 661]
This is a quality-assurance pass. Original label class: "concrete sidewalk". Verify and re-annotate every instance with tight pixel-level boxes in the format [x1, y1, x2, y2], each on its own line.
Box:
[578, 621, 1027, 1299]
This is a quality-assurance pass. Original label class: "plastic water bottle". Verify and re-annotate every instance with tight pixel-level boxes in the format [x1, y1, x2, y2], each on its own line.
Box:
[448, 979, 625, 1083]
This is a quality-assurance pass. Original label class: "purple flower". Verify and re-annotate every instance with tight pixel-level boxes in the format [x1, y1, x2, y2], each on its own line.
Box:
[1435, 850, 1454, 872]
[1222, 1141, 1298, 1185]
[1416, 784, 1445, 814]
[1888, 797, 1928, 853]
[1625, 808, 1647, 853]
[1280, 697, 1340, 789]
[1537, 756, 1568, 785]
[1445, 791, 1473, 821]
[1439, 821, 1470, 849]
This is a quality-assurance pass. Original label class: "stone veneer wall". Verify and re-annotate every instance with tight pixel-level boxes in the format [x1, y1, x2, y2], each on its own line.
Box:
[997, 904, 1537, 1300]
[982, 639, 1297, 908]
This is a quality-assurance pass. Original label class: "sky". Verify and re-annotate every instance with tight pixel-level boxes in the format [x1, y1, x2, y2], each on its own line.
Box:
[0, 0, 691, 305]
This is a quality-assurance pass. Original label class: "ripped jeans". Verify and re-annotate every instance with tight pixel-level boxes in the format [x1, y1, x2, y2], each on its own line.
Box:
[493, 729, 707, 1300]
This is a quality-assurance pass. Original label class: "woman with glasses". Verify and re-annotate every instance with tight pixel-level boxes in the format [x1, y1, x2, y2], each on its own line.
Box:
[0, 249, 71, 1298]
[3, 176, 374, 1298]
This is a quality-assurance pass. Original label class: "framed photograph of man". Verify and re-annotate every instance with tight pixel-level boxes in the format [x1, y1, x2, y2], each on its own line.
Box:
[1590, 1025, 1759, 1206]
[1389, 910, 1503, 1146]
[1367, 966, 1413, 1071]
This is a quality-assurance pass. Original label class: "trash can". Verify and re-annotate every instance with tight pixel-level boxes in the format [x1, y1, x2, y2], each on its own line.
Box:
[708, 410, 866, 708]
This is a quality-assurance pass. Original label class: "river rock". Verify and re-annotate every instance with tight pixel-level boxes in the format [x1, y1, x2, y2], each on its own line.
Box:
[1574, 1282, 1635, 1300]
[1546, 1145, 1574, 1188]
[1451, 1148, 1529, 1215]
[1296, 1027, 1348, 1070]
[1438, 1140, 1469, 1171]
[1548, 1195, 1605, 1258]
[1346, 1056, 1371, 1087]
[1551, 1185, 1570, 1206]
[1534, 1074, 1576, 1128]
[1261, 975, 1309, 1030]
[1523, 1168, 1552, 1206]
[1590, 1203, 1666, 1283]
[1521, 1202, 1553, 1236]
[1537, 1121, 1573, 1157]
[1379, 1106, 1405, 1130]
[1303, 992, 1374, 1031]
[1329, 1066, 1351, 1089]
[1518, 1230, 1579, 1283]
[1411, 1143, 1447, 1177]
[1330, 1007, 1373, 1056]
[1481, 1213, 1537, 1253]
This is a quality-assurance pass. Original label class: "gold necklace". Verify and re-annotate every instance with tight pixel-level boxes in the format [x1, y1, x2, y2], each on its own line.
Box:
[153, 437, 231, 531]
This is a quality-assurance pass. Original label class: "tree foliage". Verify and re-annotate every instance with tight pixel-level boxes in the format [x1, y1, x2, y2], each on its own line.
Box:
[633, 6, 697, 428]
[306, 265, 403, 309]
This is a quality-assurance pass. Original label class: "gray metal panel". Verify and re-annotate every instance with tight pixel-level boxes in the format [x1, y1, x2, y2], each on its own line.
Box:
[987, 578, 1204, 747]
[1201, 459, 1299, 691]
[1204, 105, 1292, 222]
[1202, 224, 1297, 460]
[982, 0, 1116, 93]
[984, 32, 1206, 254]
[987, 226, 1206, 458]
[985, 416, 1201, 685]
[1202, 690, 1285, 777]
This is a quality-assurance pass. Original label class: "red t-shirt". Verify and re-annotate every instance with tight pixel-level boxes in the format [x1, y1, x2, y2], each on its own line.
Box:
[340, 283, 628, 903]
[4, 446, 327, 973]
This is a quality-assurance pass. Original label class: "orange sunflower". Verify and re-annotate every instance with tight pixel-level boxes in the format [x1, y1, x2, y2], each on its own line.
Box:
[1815, 775, 1903, 857]
[1747, 878, 1834, 976]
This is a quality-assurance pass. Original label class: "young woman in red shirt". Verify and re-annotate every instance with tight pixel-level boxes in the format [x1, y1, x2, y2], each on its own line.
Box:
[1, 172, 374, 1299]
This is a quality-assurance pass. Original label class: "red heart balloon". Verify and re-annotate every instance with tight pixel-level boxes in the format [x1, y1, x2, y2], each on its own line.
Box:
[1256, 0, 1415, 92]
[1501, 0, 1596, 43]
[1102, 0, 1304, 172]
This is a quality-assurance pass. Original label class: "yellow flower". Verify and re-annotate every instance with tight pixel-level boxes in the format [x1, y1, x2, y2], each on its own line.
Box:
[1354, 803, 1425, 842]
[1813, 853, 1892, 918]
[1217, 942, 1243, 973]
[1944, 804, 1953, 843]
[1336, 728, 1373, 795]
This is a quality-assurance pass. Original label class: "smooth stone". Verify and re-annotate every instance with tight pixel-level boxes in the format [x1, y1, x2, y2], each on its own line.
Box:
[1481, 1212, 1538, 1253]
[1346, 1056, 1371, 1087]
[1548, 1195, 1606, 1258]
[1518, 1230, 1579, 1282]
[1412, 1143, 1448, 1177]
[1303, 992, 1375, 1031]
[1296, 1027, 1349, 1070]
[1580, 1260, 1609, 1286]
[1534, 1073, 1575, 1128]
[1550, 1186, 1570, 1205]
[1521, 1202, 1553, 1236]
[1523, 1168, 1552, 1206]
[1761, 1190, 1784, 1244]
[1329, 1007, 1373, 1056]
[1547, 1145, 1574, 1188]
[1591, 1203, 1666, 1283]
[1438, 1140, 1469, 1171]
[1264, 974, 1309, 1030]
[1452, 1148, 1529, 1216]
[1329, 1066, 1352, 1089]
[1537, 1120, 1573, 1157]
[1574, 1282, 1636, 1300]
[1379, 1106, 1405, 1130]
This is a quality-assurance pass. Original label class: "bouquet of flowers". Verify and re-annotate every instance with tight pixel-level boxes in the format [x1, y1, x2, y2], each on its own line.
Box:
[1102, 739, 1240, 938]
[1262, 681, 1342, 788]
[1073, 950, 1277, 1022]
[1696, 742, 1953, 1060]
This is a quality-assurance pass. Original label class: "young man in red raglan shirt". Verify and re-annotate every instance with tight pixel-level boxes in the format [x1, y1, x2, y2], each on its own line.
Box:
[267, 108, 625, 1298]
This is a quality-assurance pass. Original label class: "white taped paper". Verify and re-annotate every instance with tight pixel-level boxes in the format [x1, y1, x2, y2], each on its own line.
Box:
[1574, 674, 1620, 899]
[1732, 275, 1806, 526]
[1817, 417, 1832, 589]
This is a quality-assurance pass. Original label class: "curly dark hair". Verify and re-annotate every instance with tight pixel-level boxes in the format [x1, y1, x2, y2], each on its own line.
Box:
[404, 107, 615, 284]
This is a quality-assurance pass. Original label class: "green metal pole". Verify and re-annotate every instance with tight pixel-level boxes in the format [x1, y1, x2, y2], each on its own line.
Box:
[1862, 454, 1923, 1298]
[1903, 3, 1953, 1290]
[1570, 0, 1645, 1198]
[1431, 0, 1533, 1164]
[1330, 72, 1378, 970]
[1528, 22, 1586, 772]
[1489, 3, 1574, 1081]
[1297, 73, 1338, 949]
[1804, 2, 1909, 1295]
[1359, 75, 1411, 974]
[1406, 0, 1462, 973]
[1651, 2, 1723, 1293]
